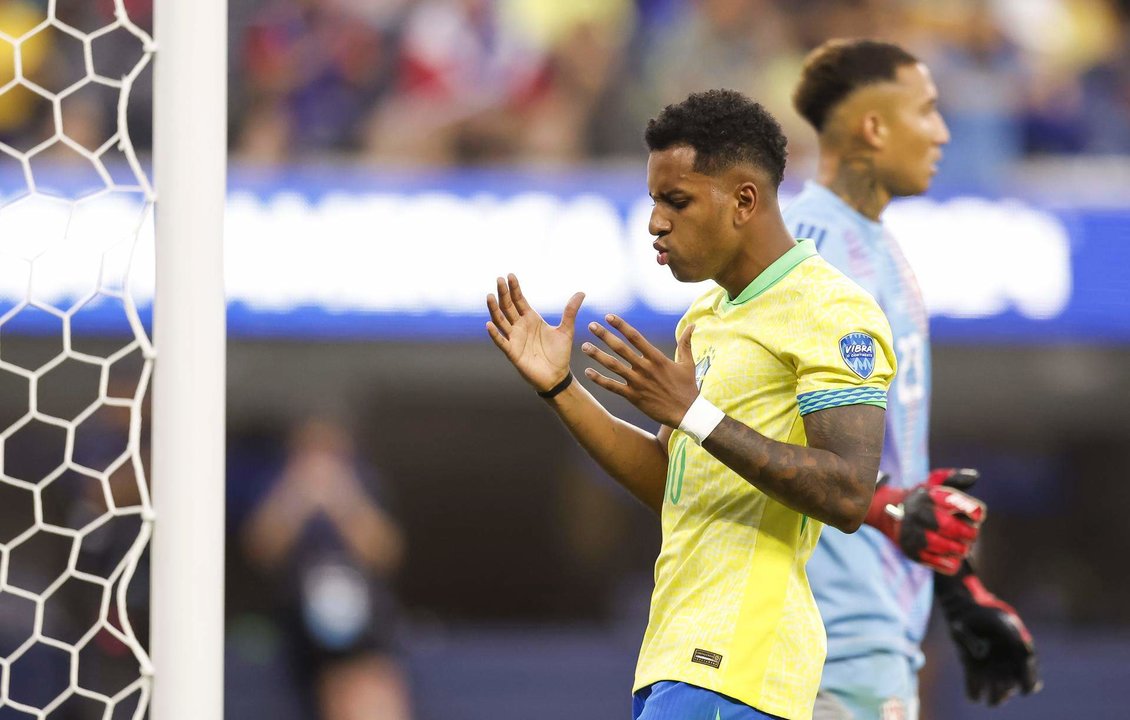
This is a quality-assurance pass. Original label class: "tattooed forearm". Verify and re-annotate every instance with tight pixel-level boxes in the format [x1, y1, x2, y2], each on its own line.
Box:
[701, 404, 885, 532]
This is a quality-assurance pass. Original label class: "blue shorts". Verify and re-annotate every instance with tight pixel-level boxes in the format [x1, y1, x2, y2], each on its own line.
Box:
[632, 681, 786, 720]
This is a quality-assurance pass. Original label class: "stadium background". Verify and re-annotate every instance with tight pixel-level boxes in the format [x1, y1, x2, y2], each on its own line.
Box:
[1, 0, 1129, 718]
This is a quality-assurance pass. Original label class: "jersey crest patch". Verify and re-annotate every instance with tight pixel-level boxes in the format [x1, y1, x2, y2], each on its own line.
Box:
[839, 332, 876, 379]
[694, 351, 713, 389]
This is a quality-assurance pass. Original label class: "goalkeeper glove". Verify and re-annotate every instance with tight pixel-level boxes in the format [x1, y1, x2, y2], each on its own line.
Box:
[864, 468, 985, 574]
[935, 560, 1042, 706]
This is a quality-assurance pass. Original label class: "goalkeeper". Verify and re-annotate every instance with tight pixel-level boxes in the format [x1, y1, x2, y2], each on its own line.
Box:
[784, 40, 1041, 719]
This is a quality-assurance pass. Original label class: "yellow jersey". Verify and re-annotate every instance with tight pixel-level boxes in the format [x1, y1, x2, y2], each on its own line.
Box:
[633, 239, 897, 719]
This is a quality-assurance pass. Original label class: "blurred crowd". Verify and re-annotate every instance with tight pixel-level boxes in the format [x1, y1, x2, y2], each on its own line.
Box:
[1, 0, 1129, 184]
[230, 0, 1130, 179]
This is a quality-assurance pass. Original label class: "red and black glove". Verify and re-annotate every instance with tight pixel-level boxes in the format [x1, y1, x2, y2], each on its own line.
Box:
[935, 560, 1042, 706]
[864, 468, 986, 574]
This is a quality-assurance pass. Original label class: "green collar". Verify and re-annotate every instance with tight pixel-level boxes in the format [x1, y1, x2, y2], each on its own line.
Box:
[724, 239, 818, 307]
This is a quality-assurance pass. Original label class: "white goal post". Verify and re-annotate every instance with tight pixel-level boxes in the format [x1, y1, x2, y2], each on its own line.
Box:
[0, 0, 225, 717]
[152, 0, 227, 719]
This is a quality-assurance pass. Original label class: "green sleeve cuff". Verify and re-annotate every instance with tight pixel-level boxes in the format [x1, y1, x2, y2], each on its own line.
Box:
[797, 387, 887, 415]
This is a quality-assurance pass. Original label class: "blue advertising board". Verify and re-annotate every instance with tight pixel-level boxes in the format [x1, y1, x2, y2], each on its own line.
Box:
[0, 167, 1127, 343]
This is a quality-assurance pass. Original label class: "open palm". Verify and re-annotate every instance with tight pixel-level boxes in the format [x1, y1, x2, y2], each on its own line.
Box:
[486, 274, 584, 392]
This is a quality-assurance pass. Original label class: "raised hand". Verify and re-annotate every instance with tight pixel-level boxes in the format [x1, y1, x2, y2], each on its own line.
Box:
[581, 315, 699, 428]
[486, 274, 585, 393]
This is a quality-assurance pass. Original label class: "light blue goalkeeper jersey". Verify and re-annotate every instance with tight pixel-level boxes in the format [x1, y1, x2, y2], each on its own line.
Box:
[783, 181, 933, 668]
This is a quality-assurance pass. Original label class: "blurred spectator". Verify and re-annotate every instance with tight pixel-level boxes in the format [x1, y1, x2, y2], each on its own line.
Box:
[364, 0, 547, 163]
[990, 0, 1124, 154]
[0, 0, 66, 147]
[3, 0, 1130, 168]
[234, 0, 406, 162]
[494, 0, 637, 162]
[912, 1, 1028, 187]
[1078, 0, 1130, 152]
[242, 417, 411, 720]
[638, 0, 810, 161]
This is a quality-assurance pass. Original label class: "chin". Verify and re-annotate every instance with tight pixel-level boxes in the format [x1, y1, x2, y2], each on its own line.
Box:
[894, 178, 932, 198]
[666, 260, 702, 283]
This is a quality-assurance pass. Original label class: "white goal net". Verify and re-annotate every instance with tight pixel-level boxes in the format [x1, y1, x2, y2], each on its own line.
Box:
[0, 1, 156, 718]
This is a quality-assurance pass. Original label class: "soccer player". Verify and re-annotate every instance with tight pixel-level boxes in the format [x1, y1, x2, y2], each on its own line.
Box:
[487, 90, 896, 720]
[785, 39, 1041, 719]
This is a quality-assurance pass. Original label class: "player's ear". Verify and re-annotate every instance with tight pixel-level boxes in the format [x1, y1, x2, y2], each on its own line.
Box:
[734, 181, 758, 226]
[861, 111, 887, 150]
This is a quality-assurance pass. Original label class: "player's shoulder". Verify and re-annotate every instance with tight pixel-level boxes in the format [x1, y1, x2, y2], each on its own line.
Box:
[781, 183, 862, 251]
[792, 252, 870, 296]
[782, 183, 847, 224]
[790, 256, 889, 327]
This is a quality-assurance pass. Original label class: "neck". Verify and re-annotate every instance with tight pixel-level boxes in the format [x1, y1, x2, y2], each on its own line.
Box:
[716, 214, 797, 300]
[816, 150, 890, 221]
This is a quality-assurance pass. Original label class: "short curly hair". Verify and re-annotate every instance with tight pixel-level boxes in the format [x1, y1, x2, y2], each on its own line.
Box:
[644, 89, 788, 187]
[793, 39, 919, 133]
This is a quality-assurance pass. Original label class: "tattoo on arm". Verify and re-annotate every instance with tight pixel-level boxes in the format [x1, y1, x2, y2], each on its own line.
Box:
[701, 404, 885, 532]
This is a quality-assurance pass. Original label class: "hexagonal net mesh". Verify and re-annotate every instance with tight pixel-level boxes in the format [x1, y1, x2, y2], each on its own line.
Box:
[0, 1, 155, 718]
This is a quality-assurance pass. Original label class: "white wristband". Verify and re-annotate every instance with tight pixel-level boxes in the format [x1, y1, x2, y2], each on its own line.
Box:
[678, 394, 726, 445]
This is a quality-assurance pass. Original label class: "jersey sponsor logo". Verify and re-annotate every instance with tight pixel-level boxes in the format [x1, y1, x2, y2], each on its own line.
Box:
[690, 648, 723, 669]
[839, 332, 876, 379]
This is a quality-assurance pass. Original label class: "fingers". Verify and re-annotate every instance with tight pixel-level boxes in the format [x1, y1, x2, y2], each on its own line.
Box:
[583, 367, 630, 398]
[560, 291, 585, 334]
[965, 671, 986, 704]
[605, 314, 663, 361]
[931, 486, 986, 526]
[486, 292, 512, 335]
[929, 467, 980, 490]
[676, 323, 695, 363]
[1021, 658, 1043, 694]
[938, 487, 986, 523]
[496, 276, 521, 325]
[934, 511, 980, 543]
[588, 320, 643, 365]
[923, 530, 971, 558]
[484, 321, 509, 352]
[920, 549, 963, 575]
[507, 273, 533, 314]
[969, 638, 1040, 707]
[946, 468, 980, 489]
[987, 677, 1017, 707]
[581, 340, 632, 379]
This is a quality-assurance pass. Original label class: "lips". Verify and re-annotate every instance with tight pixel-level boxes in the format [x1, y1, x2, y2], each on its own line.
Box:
[653, 242, 669, 266]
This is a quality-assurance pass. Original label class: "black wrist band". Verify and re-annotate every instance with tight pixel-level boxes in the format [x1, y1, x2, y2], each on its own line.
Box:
[537, 373, 574, 399]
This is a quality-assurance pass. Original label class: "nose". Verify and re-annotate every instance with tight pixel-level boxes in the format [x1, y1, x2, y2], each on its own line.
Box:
[936, 112, 951, 146]
[649, 206, 671, 237]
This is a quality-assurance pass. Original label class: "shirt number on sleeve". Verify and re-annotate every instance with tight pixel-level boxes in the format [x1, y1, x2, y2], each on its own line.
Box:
[895, 332, 926, 406]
